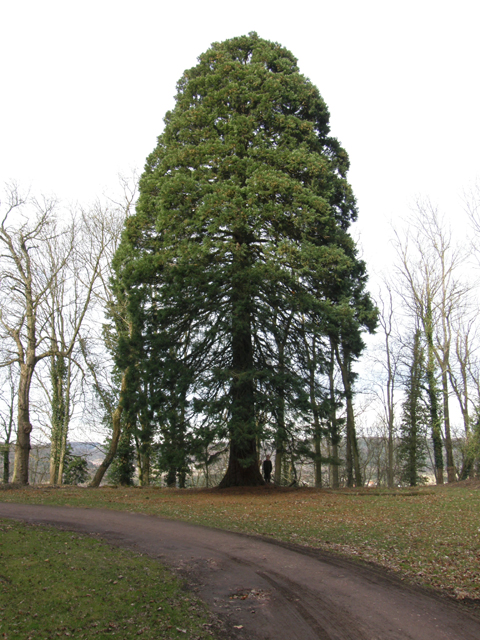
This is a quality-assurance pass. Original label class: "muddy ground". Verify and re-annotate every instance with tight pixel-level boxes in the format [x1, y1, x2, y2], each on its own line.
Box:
[0, 503, 478, 640]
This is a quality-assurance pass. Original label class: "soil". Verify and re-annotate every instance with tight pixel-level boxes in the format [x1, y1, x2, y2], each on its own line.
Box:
[1, 502, 479, 640]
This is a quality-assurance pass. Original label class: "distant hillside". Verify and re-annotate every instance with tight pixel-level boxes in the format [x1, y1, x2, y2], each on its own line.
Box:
[2, 442, 104, 484]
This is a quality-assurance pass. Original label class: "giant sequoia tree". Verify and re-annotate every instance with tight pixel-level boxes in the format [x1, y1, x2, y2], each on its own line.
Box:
[114, 34, 376, 487]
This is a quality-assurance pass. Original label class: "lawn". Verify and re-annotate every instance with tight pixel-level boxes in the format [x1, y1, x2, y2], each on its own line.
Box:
[1, 481, 479, 605]
[0, 518, 220, 640]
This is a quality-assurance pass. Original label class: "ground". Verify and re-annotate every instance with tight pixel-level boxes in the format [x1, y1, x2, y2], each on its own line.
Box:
[0, 501, 479, 640]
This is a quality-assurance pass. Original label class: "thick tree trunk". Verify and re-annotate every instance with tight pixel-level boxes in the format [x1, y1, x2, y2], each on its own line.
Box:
[219, 240, 264, 488]
[272, 319, 293, 486]
[13, 362, 34, 485]
[219, 337, 264, 487]
[220, 438, 264, 487]
[274, 447, 283, 485]
[137, 447, 150, 486]
[166, 467, 176, 487]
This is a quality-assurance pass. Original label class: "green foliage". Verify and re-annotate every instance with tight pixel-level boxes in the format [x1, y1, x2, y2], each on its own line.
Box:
[398, 329, 429, 486]
[62, 447, 90, 485]
[459, 407, 480, 479]
[107, 427, 136, 485]
[63, 456, 89, 485]
[112, 33, 376, 487]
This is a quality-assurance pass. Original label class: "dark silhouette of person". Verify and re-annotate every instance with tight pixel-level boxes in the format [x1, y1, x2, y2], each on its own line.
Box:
[262, 454, 273, 483]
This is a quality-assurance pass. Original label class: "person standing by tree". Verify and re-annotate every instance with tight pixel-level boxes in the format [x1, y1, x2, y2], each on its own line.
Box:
[263, 454, 273, 483]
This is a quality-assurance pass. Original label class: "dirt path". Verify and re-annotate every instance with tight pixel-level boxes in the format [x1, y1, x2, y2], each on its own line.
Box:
[1, 503, 478, 640]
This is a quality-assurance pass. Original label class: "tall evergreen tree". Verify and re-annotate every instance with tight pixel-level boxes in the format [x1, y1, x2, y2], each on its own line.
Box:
[114, 33, 375, 487]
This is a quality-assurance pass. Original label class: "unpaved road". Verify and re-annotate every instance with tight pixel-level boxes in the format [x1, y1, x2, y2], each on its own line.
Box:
[1, 503, 479, 640]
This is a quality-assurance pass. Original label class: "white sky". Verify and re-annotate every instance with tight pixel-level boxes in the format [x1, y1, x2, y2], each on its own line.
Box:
[1, 0, 479, 278]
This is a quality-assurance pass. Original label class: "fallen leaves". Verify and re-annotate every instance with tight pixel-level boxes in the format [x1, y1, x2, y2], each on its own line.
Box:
[3, 483, 480, 603]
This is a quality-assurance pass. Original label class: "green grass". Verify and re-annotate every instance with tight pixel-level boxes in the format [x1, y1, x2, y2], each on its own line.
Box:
[0, 518, 219, 640]
[2, 482, 480, 605]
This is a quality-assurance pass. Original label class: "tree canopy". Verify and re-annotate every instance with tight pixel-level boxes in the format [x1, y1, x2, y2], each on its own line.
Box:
[113, 33, 376, 487]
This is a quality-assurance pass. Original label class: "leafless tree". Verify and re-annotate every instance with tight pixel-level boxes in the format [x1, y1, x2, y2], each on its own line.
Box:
[0, 184, 104, 484]
[79, 175, 138, 488]
[0, 363, 17, 482]
[369, 283, 404, 487]
[393, 199, 472, 483]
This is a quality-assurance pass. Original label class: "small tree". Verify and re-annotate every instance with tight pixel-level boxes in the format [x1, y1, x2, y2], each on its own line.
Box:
[62, 445, 89, 485]
[107, 425, 136, 486]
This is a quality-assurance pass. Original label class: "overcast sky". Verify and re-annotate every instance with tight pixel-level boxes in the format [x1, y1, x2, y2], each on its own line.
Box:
[2, 0, 479, 278]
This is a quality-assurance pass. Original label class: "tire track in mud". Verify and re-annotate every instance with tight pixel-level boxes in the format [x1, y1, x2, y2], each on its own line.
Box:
[0, 503, 479, 640]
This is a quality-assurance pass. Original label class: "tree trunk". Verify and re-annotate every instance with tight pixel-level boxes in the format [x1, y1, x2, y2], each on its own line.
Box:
[387, 425, 394, 489]
[137, 446, 150, 486]
[306, 334, 322, 488]
[274, 447, 283, 484]
[166, 467, 176, 487]
[2, 382, 14, 483]
[274, 343, 286, 485]
[13, 362, 34, 485]
[386, 364, 395, 489]
[56, 420, 69, 485]
[441, 369, 456, 482]
[314, 433, 322, 488]
[335, 343, 362, 487]
[310, 375, 322, 488]
[56, 373, 71, 486]
[425, 305, 444, 485]
[328, 339, 340, 489]
[219, 234, 264, 488]
[88, 370, 127, 488]
[2, 446, 10, 484]
[49, 352, 63, 484]
[219, 348, 264, 489]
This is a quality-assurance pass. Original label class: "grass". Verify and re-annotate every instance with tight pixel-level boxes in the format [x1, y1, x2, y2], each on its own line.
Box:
[1, 481, 480, 606]
[0, 518, 219, 640]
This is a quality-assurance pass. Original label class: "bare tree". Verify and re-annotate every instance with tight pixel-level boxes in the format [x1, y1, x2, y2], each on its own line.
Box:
[372, 284, 403, 488]
[79, 176, 138, 488]
[0, 184, 103, 484]
[0, 364, 17, 482]
[393, 200, 472, 483]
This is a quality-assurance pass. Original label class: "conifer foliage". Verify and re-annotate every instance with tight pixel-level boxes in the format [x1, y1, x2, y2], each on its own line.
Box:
[113, 33, 376, 487]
